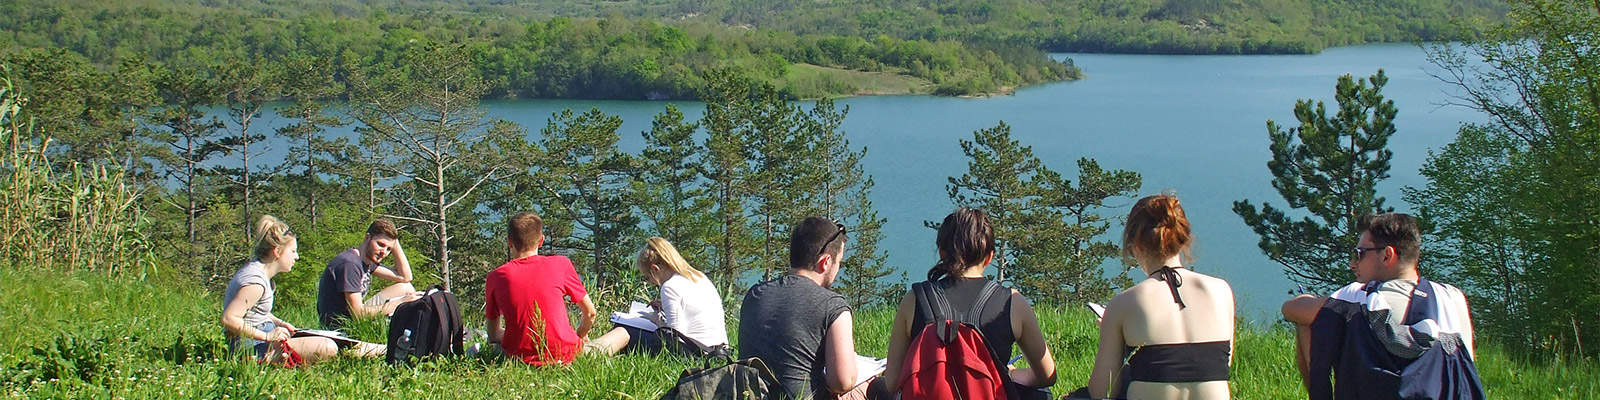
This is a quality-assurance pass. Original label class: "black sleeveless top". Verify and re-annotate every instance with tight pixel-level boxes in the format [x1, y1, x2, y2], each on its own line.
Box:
[909, 278, 1015, 382]
[1114, 267, 1231, 399]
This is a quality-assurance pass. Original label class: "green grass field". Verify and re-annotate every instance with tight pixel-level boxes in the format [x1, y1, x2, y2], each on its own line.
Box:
[1, 269, 1595, 399]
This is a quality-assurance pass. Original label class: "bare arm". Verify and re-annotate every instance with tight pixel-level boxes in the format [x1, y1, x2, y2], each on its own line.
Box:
[487, 314, 504, 345]
[1087, 296, 1128, 399]
[883, 292, 917, 392]
[573, 294, 598, 339]
[1281, 295, 1325, 325]
[222, 285, 288, 342]
[822, 310, 858, 394]
[371, 242, 413, 283]
[1009, 290, 1057, 387]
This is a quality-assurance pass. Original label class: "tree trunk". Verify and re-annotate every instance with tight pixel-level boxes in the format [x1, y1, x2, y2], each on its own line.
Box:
[437, 158, 451, 291]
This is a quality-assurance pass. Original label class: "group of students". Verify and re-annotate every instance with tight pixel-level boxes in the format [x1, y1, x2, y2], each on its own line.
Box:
[219, 193, 1479, 399]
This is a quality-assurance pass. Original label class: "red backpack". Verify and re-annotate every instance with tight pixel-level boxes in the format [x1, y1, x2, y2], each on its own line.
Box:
[897, 280, 1007, 400]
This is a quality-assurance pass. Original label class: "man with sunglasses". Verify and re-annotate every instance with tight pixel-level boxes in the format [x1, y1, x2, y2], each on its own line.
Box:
[738, 217, 879, 400]
[1281, 213, 1480, 399]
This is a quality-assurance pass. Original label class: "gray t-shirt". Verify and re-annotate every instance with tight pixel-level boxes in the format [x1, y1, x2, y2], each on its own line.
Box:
[223, 261, 275, 342]
[317, 248, 376, 329]
[737, 274, 850, 399]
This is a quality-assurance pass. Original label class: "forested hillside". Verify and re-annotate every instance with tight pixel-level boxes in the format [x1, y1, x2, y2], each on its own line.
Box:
[0, 0, 1080, 99]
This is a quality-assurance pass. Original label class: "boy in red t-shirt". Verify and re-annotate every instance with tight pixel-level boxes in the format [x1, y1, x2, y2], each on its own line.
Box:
[485, 212, 598, 365]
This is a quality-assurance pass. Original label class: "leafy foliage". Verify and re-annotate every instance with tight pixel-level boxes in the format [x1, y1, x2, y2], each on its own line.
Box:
[1407, 0, 1600, 357]
[940, 121, 1141, 303]
[1234, 70, 1397, 293]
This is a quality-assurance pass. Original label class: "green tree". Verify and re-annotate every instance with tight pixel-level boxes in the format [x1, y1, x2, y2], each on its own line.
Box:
[144, 66, 227, 277]
[697, 70, 759, 288]
[347, 43, 524, 291]
[1409, 0, 1599, 356]
[804, 98, 899, 307]
[633, 104, 712, 265]
[1233, 70, 1397, 292]
[274, 54, 348, 229]
[940, 121, 1141, 302]
[531, 108, 641, 289]
[215, 58, 280, 244]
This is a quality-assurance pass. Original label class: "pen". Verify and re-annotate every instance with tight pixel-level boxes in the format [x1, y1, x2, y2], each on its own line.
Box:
[1009, 354, 1024, 365]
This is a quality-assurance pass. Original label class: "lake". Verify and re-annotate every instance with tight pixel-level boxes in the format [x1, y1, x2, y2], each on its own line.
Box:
[239, 43, 1484, 319]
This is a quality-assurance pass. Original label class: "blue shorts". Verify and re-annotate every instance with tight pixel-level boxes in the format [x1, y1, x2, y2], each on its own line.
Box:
[230, 321, 276, 361]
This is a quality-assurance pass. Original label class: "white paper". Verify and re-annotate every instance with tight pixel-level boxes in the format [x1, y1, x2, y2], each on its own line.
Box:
[1087, 302, 1106, 319]
[292, 329, 358, 344]
[852, 355, 887, 386]
[609, 301, 659, 331]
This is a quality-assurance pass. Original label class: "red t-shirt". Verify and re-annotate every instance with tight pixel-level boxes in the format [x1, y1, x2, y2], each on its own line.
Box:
[485, 255, 588, 366]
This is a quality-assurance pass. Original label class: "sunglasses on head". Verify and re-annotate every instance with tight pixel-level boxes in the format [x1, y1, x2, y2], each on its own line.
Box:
[819, 221, 847, 255]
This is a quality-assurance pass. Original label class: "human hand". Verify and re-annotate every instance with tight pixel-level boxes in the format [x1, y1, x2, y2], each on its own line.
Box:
[277, 321, 297, 332]
[265, 327, 292, 342]
[649, 299, 662, 311]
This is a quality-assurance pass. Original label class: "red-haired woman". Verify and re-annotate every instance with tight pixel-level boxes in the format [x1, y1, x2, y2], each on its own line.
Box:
[1086, 194, 1235, 399]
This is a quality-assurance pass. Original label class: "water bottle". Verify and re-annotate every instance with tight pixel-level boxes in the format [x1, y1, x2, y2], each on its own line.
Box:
[399, 329, 413, 352]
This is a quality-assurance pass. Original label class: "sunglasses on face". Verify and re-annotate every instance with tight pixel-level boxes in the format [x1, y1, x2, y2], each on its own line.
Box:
[1353, 246, 1387, 260]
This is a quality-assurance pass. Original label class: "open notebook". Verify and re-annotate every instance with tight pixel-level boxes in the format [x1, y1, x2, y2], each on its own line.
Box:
[609, 301, 659, 331]
[291, 329, 360, 345]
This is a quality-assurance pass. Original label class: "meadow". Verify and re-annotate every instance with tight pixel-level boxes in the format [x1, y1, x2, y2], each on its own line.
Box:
[0, 268, 1595, 399]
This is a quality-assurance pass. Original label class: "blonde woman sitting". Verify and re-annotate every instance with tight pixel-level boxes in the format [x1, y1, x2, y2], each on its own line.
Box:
[586, 237, 730, 357]
[221, 215, 382, 366]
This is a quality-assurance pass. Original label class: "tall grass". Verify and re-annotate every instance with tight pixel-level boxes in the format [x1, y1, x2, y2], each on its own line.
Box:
[0, 73, 152, 276]
[2, 268, 1595, 399]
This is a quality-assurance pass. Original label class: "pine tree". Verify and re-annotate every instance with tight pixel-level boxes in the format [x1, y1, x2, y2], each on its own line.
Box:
[941, 121, 1140, 302]
[634, 104, 713, 266]
[215, 58, 279, 244]
[1233, 70, 1397, 292]
[531, 108, 641, 289]
[697, 70, 758, 288]
[347, 43, 524, 291]
[146, 66, 227, 277]
[806, 98, 898, 308]
[274, 54, 348, 229]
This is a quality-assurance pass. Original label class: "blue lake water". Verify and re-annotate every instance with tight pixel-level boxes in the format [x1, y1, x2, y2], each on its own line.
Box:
[235, 43, 1483, 319]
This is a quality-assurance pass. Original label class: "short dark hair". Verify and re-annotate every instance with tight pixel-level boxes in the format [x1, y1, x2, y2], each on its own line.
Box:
[790, 216, 846, 270]
[1358, 213, 1421, 266]
[367, 218, 398, 240]
[508, 212, 544, 251]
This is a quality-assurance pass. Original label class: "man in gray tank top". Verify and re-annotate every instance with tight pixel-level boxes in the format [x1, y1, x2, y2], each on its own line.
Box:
[739, 217, 875, 400]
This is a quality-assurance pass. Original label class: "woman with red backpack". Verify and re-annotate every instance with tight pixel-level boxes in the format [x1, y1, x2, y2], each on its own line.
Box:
[884, 208, 1057, 400]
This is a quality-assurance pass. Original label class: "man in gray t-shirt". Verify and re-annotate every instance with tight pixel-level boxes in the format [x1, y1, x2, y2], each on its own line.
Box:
[315, 219, 421, 329]
[738, 217, 873, 400]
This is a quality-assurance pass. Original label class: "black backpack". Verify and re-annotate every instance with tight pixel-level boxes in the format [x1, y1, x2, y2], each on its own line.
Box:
[660, 356, 783, 400]
[386, 285, 465, 365]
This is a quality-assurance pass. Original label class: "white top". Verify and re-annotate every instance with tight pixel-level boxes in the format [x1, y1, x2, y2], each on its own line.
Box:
[659, 273, 729, 347]
[1330, 279, 1475, 358]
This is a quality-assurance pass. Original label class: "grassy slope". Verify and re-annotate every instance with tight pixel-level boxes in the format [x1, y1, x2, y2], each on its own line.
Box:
[776, 64, 933, 99]
[1, 269, 1595, 399]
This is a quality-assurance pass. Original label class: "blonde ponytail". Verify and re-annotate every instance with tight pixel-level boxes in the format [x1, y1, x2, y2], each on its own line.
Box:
[253, 215, 296, 261]
[636, 237, 705, 282]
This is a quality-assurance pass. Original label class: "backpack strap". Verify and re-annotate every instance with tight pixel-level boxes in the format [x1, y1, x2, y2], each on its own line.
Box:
[1403, 278, 1439, 326]
[963, 280, 1003, 324]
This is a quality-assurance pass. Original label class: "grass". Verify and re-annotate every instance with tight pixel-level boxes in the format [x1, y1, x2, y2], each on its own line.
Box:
[1, 268, 1596, 399]
[775, 64, 932, 99]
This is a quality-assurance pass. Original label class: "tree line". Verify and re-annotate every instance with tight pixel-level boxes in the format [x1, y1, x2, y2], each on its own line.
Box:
[0, 1, 1080, 100]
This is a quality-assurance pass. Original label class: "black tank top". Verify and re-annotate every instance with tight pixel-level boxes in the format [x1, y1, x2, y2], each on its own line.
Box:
[909, 277, 1015, 376]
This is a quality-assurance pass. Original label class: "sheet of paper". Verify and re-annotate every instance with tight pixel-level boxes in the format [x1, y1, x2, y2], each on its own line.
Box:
[1087, 302, 1106, 319]
[291, 329, 359, 344]
[853, 355, 887, 386]
[609, 301, 659, 331]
